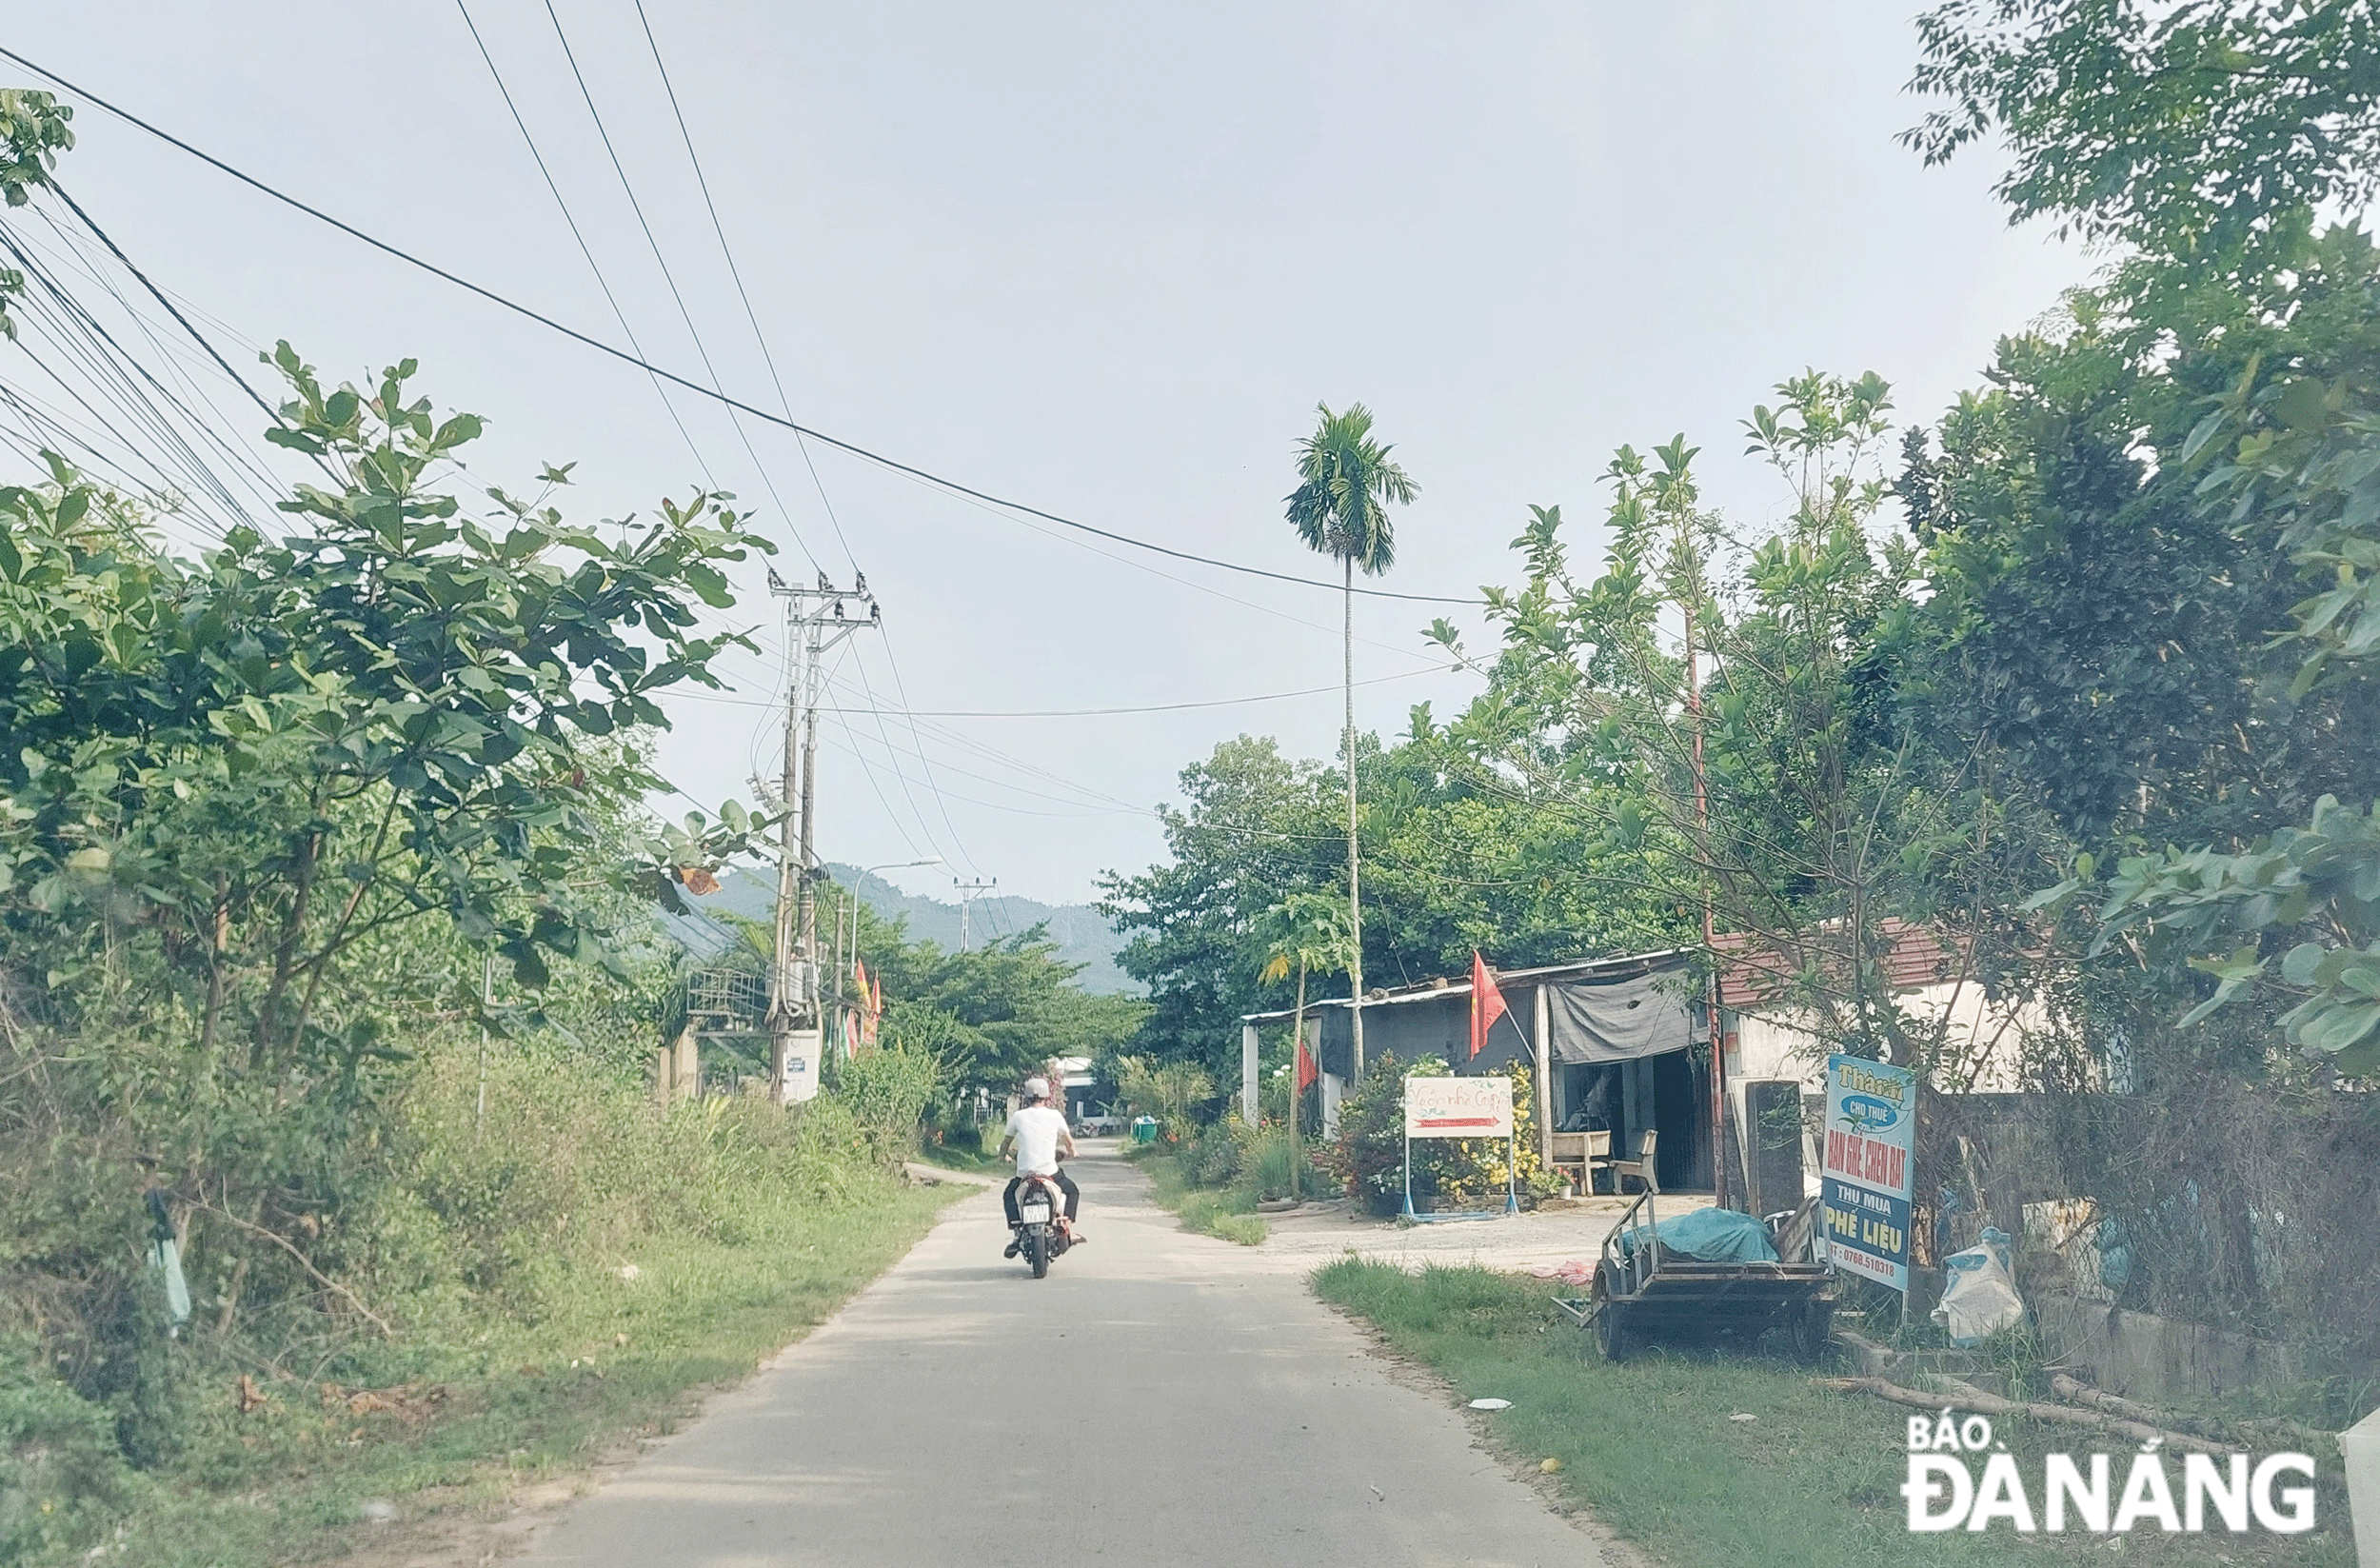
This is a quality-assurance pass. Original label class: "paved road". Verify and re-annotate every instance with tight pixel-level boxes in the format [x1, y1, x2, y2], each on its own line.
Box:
[519, 1142, 1623, 1567]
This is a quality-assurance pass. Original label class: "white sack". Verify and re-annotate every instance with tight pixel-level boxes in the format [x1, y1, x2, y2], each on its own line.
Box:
[1932, 1225, 2024, 1347]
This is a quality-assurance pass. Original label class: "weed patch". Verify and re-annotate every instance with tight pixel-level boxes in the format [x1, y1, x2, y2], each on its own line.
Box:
[1312, 1259, 2353, 1568]
[19, 1180, 957, 1568]
[1137, 1154, 1268, 1246]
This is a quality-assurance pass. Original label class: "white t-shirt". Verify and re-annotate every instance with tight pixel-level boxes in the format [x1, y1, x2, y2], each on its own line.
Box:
[1004, 1104, 1069, 1177]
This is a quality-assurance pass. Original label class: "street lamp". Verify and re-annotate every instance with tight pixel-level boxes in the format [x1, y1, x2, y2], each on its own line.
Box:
[835, 857, 942, 1057]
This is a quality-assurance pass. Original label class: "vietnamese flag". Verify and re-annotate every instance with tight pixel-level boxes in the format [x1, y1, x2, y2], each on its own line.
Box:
[1469, 950, 1509, 1060]
[1295, 1036, 1319, 1093]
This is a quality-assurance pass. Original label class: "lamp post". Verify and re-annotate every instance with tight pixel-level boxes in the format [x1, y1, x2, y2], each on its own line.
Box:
[837, 857, 942, 1057]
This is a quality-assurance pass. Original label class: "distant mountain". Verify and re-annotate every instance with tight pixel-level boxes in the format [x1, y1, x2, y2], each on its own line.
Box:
[685, 865, 1141, 997]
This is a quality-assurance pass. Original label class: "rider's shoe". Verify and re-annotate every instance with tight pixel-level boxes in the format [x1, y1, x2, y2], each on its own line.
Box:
[1067, 1230, 1089, 1245]
[1002, 1235, 1021, 1259]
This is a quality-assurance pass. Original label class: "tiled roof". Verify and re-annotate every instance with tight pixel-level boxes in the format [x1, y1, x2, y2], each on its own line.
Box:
[1713, 918, 1969, 1006]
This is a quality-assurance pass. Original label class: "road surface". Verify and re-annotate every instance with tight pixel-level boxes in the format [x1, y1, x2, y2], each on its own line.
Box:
[518, 1141, 1626, 1567]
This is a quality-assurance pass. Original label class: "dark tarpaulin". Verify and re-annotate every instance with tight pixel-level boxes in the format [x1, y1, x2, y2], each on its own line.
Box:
[1315, 990, 1533, 1079]
[1544, 963, 1698, 1063]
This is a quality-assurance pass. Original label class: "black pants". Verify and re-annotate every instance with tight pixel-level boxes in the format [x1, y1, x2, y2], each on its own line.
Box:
[1004, 1169, 1080, 1225]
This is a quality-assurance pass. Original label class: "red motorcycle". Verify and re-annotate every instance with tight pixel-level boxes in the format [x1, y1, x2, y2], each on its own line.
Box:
[1011, 1172, 1074, 1279]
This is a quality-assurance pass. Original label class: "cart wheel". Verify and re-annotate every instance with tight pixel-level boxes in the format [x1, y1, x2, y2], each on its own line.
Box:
[1591, 1264, 1638, 1363]
[1788, 1301, 1834, 1365]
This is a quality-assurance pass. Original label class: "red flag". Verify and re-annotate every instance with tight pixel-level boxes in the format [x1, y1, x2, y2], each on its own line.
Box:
[1295, 1036, 1319, 1093]
[1469, 950, 1509, 1060]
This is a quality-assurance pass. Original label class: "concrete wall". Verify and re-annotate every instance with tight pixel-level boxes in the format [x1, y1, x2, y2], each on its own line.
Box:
[2032, 1293, 2298, 1400]
[1731, 980, 2049, 1094]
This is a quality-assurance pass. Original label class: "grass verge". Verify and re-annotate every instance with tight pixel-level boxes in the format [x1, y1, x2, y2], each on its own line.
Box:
[1131, 1150, 1268, 1245]
[1312, 1259, 2354, 1568]
[42, 1179, 959, 1568]
[911, 1141, 1010, 1178]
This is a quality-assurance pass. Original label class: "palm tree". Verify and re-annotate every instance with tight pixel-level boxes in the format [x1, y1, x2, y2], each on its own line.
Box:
[1253, 890, 1356, 1192]
[1284, 403, 1416, 1085]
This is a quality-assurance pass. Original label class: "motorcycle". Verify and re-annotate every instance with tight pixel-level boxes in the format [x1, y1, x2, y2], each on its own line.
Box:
[1011, 1171, 1074, 1279]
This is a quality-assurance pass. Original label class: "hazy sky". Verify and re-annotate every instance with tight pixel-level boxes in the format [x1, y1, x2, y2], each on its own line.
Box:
[6, 3, 2087, 907]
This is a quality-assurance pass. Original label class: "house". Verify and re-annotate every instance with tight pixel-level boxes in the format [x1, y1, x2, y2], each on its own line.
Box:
[1239, 923, 2053, 1206]
[1715, 918, 2047, 1097]
[1240, 949, 1716, 1192]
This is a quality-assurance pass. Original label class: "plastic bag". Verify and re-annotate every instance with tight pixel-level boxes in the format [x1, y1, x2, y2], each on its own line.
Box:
[1932, 1225, 2023, 1346]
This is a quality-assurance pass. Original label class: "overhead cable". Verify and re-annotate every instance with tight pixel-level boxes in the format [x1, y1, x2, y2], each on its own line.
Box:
[451, 0, 728, 503]
[632, 0, 860, 577]
[670, 664, 1441, 718]
[0, 45, 1484, 608]
[536, 0, 823, 572]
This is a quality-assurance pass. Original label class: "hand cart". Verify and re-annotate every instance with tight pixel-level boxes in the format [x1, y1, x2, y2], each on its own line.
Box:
[1552, 1189, 1835, 1362]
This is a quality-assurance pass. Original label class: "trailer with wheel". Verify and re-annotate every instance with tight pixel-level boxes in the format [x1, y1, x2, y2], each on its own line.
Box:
[1554, 1189, 1835, 1362]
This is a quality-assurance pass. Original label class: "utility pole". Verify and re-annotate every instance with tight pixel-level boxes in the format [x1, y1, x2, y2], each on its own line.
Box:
[953, 877, 997, 952]
[766, 569, 881, 1105]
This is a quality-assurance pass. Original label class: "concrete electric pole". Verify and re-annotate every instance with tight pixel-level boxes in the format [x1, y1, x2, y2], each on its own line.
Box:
[766, 569, 880, 1105]
[952, 877, 997, 953]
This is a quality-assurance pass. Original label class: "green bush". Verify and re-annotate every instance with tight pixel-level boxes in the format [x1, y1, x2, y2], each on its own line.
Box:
[825, 1044, 945, 1166]
[0, 1333, 129, 1563]
[1112, 1057, 1213, 1143]
[1184, 1121, 1242, 1187]
[1322, 1055, 1559, 1203]
[1246, 1125, 1304, 1202]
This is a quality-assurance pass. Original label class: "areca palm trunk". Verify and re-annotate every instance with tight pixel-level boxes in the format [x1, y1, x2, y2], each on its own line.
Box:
[1292, 958, 1307, 1199]
[1344, 554, 1364, 1084]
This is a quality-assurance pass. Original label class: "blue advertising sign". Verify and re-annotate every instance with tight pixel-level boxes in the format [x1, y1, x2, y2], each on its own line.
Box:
[1821, 1053, 1917, 1291]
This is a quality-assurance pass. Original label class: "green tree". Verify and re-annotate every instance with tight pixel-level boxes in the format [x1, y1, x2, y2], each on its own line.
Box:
[0, 349, 771, 1419]
[1432, 374, 2033, 1076]
[1902, 0, 2380, 1079]
[1251, 889, 1353, 1183]
[832, 896, 1145, 1099]
[1907, 0, 2380, 289]
[0, 89, 73, 339]
[1100, 737, 1343, 1081]
[1285, 403, 1416, 1082]
[0, 352, 768, 1046]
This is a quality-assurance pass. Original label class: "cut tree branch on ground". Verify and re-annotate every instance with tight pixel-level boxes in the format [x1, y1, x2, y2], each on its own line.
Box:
[2049, 1373, 2338, 1455]
[1813, 1375, 2237, 1456]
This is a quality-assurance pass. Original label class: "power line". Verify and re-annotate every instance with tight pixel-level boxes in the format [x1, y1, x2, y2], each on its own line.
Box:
[612, 14, 972, 882]
[21, 209, 286, 512]
[33, 178, 285, 440]
[0, 45, 1483, 608]
[537, 0, 823, 574]
[872, 632, 991, 877]
[451, 0, 725, 501]
[877, 451, 1451, 669]
[821, 653, 930, 861]
[670, 664, 1442, 719]
[632, 0, 859, 579]
[0, 208, 291, 546]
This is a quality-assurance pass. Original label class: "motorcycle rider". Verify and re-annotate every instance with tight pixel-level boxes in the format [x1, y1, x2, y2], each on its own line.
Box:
[999, 1076, 1084, 1256]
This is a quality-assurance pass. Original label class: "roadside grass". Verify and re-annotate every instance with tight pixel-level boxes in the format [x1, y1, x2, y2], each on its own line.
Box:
[40, 1180, 958, 1568]
[1312, 1259, 2354, 1568]
[912, 1140, 1010, 1178]
[1132, 1150, 1269, 1245]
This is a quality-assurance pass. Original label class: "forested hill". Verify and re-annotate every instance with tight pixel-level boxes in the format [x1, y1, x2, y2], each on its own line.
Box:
[692, 867, 1141, 997]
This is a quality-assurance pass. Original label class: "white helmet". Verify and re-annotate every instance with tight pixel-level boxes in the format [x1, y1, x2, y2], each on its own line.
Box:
[1022, 1076, 1051, 1102]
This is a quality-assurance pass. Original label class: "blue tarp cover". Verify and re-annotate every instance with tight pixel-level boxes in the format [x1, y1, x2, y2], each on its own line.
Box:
[1616, 1205, 1779, 1263]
